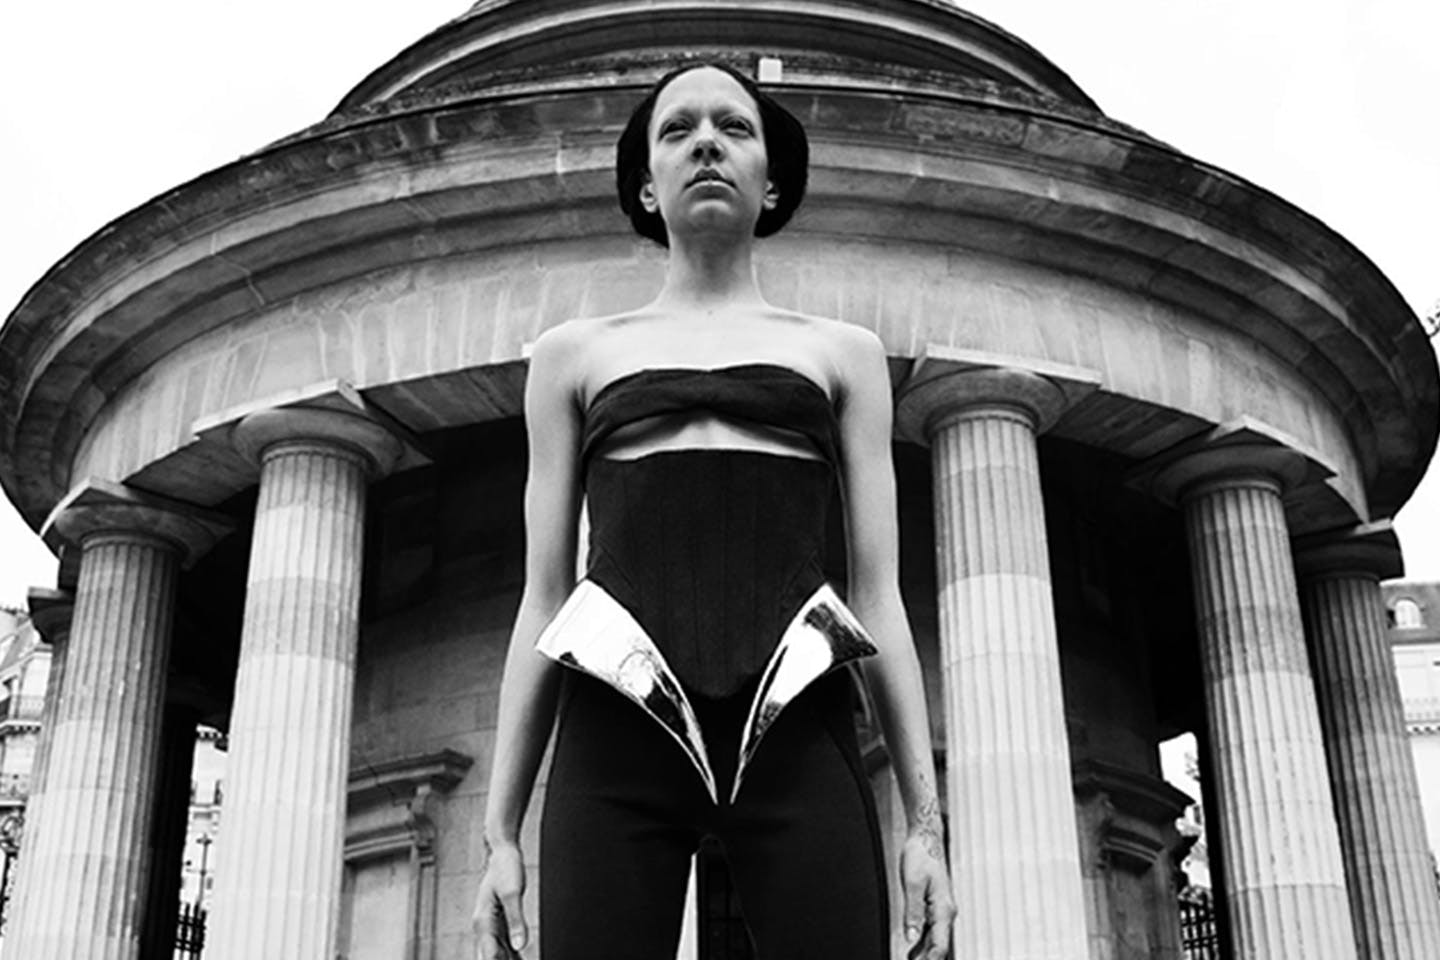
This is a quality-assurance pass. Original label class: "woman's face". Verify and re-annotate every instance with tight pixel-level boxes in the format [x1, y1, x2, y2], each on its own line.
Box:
[640, 67, 777, 242]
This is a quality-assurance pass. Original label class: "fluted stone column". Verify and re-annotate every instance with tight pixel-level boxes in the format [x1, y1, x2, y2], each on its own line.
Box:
[203, 406, 400, 960]
[5, 590, 73, 952]
[898, 355, 1097, 960]
[5, 484, 222, 960]
[1295, 524, 1440, 960]
[1139, 432, 1359, 960]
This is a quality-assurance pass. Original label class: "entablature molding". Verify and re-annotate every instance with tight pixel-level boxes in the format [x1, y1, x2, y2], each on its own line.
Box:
[2, 84, 1428, 533]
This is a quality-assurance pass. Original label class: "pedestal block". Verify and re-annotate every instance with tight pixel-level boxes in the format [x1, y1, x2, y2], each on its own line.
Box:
[898, 354, 1097, 960]
[1296, 525, 1440, 960]
[1137, 432, 1358, 960]
[5, 483, 222, 960]
[203, 406, 401, 960]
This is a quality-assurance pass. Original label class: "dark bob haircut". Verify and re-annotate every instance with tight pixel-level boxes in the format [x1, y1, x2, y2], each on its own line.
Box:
[616, 62, 809, 247]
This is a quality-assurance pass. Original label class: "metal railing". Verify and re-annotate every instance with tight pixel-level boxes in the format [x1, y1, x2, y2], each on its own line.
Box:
[175, 902, 207, 958]
[1179, 888, 1220, 960]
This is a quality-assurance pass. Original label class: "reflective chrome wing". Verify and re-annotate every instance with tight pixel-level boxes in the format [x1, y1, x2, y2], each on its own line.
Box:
[733, 584, 879, 803]
[535, 580, 719, 804]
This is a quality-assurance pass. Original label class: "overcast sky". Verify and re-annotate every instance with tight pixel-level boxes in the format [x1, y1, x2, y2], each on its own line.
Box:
[0, 0, 1436, 610]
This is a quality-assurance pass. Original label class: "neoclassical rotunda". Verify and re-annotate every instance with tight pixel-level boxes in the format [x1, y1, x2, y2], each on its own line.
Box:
[2, 2, 1437, 959]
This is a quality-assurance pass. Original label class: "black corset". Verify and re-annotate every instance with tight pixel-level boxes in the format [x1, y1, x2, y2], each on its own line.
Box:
[585, 450, 834, 697]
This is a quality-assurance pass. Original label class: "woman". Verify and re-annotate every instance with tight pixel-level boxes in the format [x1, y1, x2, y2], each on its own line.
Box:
[474, 63, 955, 959]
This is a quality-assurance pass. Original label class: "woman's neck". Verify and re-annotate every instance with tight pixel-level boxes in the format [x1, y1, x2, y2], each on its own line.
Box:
[651, 232, 767, 313]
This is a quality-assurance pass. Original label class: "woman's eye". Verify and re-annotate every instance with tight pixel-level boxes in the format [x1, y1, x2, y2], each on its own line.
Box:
[723, 118, 754, 134]
[660, 121, 689, 138]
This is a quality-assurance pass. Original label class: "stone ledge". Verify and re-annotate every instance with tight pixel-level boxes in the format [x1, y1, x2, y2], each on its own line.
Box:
[345, 749, 473, 863]
[1073, 758, 1192, 872]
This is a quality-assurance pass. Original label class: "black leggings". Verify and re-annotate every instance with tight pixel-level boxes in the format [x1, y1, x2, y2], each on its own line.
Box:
[539, 670, 889, 959]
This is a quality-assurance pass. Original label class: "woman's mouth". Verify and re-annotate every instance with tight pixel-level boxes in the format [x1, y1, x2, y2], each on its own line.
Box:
[688, 169, 732, 187]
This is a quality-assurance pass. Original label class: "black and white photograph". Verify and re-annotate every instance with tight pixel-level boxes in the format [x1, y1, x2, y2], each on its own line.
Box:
[0, 2, 1436, 958]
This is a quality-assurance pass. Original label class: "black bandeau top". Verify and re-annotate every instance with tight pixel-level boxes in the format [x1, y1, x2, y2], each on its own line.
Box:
[580, 363, 841, 466]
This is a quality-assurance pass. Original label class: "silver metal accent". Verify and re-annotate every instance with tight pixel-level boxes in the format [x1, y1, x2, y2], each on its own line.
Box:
[535, 580, 879, 806]
[732, 583, 878, 803]
[535, 580, 719, 803]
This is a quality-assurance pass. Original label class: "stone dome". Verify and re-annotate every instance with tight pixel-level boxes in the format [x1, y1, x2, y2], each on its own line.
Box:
[336, 0, 1099, 115]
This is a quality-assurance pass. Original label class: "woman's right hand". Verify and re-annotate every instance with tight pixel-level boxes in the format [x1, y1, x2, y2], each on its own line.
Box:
[474, 840, 528, 959]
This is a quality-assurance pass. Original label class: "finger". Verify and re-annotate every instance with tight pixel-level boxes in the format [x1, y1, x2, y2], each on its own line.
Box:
[926, 899, 957, 960]
[500, 889, 528, 954]
[902, 869, 927, 947]
[906, 925, 930, 960]
[476, 895, 516, 960]
[472, 897, 492, 959]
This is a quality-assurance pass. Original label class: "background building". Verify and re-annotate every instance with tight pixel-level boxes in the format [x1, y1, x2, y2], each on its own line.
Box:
[1385, 581, 1440, 875]
[1, 2, 1437, 959]
[0, 610, 49, 814]
[0, 608, 47, 939]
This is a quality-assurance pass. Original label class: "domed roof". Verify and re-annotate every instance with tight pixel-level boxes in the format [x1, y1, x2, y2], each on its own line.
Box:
[335, 0, 1098, 115]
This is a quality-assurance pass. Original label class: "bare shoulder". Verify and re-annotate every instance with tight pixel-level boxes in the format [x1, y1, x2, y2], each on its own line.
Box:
[526, 317, 607, 410]
[532, 311, 631, 375]
[770, 308, 881, 358]
[827, 319, 885, 371]
[771, 309, 885, 396]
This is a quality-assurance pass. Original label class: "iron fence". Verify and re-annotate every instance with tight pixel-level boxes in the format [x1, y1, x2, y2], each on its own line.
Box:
[1179, 888, 1220, 960]
[175, 902, 207, 959]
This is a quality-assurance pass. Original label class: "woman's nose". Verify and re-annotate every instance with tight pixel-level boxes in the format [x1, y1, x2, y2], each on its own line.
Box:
[690, 128, 723, 161]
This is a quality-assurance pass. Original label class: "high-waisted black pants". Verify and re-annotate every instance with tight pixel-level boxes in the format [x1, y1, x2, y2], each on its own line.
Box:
[539, 670, 889, 959]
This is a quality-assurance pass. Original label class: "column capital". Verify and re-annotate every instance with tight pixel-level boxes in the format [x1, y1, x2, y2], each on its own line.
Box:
[25, 588, 74, 645]
[194, 380, 425, 480]
[39, 479, 232, 567]
[895, 346, 1100, 444]
[1127, 418, 1334, 506]
[1292, 521, 1403, 581]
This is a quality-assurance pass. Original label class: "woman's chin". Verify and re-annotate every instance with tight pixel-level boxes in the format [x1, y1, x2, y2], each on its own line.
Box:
[668, 211, 757, 243]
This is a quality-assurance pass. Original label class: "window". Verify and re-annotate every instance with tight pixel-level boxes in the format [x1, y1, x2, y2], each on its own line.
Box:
[1395, 598, 1424, 628]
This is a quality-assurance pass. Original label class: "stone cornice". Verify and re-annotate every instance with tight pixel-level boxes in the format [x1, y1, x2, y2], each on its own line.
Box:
[0, 81, 1431, 531]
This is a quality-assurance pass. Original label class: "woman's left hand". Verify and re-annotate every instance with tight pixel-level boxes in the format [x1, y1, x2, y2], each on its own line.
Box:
[900, 830, 956, 959]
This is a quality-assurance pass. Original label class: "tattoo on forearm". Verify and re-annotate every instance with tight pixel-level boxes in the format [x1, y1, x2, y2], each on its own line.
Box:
[914, 777, 946, 863]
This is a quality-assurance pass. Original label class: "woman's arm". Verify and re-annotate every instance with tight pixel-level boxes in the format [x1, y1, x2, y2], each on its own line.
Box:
[474, 326, 585, 958]
[834, 326, 955, 959]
